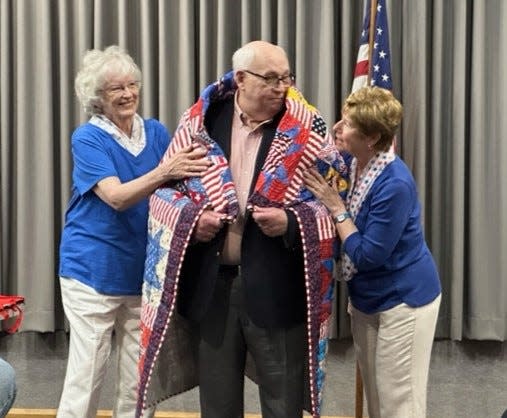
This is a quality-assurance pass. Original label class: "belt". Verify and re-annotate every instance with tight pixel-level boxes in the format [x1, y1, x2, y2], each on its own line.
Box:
[218, 264, 240, 278]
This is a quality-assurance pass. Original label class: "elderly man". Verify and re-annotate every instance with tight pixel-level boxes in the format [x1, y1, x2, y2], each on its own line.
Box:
[137, 41, 347, 418]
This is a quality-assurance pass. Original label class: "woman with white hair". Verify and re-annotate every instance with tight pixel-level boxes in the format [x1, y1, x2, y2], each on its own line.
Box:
[57, 45, 210, 418]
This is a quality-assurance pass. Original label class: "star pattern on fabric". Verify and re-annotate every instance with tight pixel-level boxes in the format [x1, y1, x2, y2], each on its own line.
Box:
[352, 0, 392, 91]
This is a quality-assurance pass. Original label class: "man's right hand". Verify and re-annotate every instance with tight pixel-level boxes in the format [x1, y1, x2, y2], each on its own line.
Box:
[192, 210, 225, 242]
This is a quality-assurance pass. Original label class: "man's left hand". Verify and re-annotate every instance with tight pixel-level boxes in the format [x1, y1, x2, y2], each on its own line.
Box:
[251, 206, 288, 237]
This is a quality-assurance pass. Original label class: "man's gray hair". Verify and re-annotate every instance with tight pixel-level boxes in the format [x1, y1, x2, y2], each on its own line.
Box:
[232, 41, 288, 71]
[74, 45, 142, 116]
[232, 44, 256, 71]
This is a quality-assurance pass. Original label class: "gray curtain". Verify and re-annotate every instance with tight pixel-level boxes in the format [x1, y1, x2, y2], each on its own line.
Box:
[0, 0, 505, 340]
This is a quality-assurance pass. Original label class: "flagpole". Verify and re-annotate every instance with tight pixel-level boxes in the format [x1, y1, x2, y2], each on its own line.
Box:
[357, 2, 378, 410]
[367, 0, 378, 85]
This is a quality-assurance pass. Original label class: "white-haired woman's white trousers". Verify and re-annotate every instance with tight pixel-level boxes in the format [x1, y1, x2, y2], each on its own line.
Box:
[57, 277, 155, 418]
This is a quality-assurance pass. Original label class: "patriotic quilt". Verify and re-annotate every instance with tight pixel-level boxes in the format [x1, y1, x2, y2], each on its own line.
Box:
[136, 71, 349, 418]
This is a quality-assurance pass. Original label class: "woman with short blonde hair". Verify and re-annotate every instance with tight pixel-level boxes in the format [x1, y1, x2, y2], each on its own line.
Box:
[305, 86, 441, 418]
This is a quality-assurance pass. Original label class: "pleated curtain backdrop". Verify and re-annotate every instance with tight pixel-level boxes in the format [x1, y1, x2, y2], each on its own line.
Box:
[0, 0, 505, 340]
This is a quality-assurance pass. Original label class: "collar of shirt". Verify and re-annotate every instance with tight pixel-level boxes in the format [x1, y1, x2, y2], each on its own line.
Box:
[90, 113, 146, 157]
[234, 92, 273, 131]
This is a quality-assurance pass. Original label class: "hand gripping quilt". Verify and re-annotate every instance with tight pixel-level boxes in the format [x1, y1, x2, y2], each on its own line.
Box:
[136, 71, 348, 418]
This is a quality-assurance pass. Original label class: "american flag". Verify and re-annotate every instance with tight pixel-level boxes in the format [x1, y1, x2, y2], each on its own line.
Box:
[351, 0, 392, 92]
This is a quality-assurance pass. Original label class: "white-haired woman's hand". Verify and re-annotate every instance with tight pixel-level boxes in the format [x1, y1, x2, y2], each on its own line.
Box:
[159, 144, 211, 181]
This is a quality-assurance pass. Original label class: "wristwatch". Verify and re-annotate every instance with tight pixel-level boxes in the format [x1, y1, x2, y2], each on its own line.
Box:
[333, 211, 351, 224]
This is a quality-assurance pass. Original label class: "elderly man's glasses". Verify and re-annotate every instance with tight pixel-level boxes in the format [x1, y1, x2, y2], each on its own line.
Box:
[101, 81, 140, 97]
[244, 70, 295, 87]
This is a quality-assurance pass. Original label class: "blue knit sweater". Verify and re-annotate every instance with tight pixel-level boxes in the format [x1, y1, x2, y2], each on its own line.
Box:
[343, 157, 441, 314]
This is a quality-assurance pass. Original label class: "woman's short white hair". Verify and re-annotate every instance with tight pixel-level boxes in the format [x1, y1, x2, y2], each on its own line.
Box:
[74, 45, 142, 115]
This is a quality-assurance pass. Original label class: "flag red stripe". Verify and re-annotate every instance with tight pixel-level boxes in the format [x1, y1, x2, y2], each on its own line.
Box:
[354, 60, 369, 77]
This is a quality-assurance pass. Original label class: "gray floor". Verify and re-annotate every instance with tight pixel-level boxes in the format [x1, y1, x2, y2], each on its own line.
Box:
[0, 331, 506, 417]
